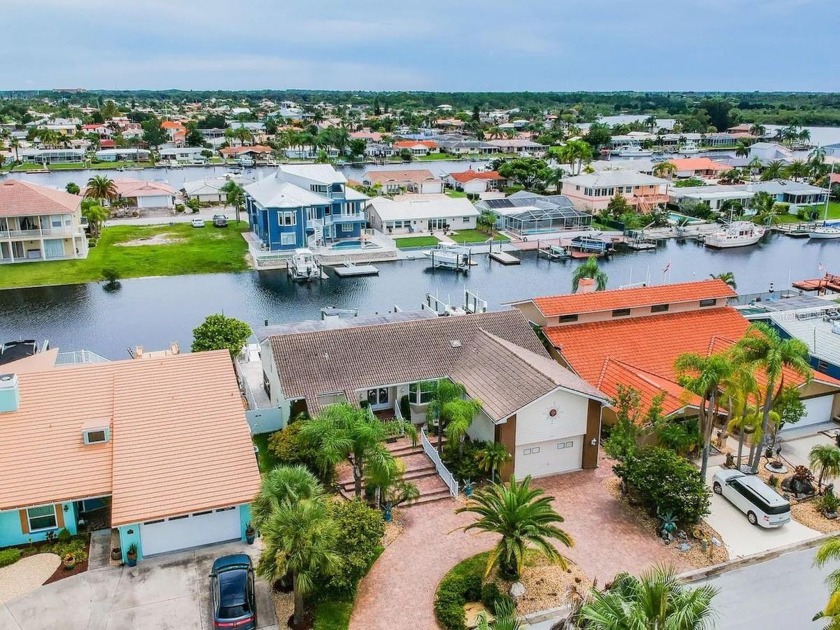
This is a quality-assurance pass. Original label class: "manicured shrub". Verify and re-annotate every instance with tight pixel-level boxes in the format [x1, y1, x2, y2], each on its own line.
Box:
[324, 500, 384, 595]
[434, 590, 467, 630]
[481, 581, 502, 610]
[442, 440, 486, 482]
[434, 557, 485, 630]
[614, 446, 710, 525]
[267, 421, 332, 483]
[57, 528, 72, 543]
[0, 548, 21, 568]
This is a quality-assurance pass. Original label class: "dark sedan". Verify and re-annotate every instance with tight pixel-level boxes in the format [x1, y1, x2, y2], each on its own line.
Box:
[210, 554, 257, 629]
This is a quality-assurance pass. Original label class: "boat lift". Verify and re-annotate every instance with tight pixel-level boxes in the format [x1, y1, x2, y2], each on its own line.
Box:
[422, 289, 488, 317]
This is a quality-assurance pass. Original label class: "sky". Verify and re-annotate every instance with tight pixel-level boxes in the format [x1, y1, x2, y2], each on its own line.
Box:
[3, 0, 838, 92]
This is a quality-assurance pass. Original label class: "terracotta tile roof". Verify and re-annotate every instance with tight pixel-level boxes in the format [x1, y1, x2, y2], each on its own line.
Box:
[219, 145, 273, 156]
[530, 279, 736, 318]
[362, 169, 439, 184]
[268, 311, 549, 414]
[449, 170, 504, 183]
[161, 120, 186, 130]
[0, 351, 260, 525]
[0, 179, 81, 217]
[394, 140, 438, 149]
[666, 157, 730, 172]
[114, 178, 176, 198]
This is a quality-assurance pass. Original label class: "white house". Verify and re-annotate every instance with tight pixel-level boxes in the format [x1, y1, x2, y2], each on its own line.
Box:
[113, 179, 177, 210]
[361, 169, 443, 194]
[366, 194, 479, 234]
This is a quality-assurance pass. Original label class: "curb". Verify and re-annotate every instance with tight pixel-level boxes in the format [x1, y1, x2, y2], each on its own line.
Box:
[679, 531, 839, 583]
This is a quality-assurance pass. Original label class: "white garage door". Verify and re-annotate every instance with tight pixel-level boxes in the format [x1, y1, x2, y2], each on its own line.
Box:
[792, 396, 835, 429]
[140, 506, 241, 556]
[515, 436, 583, 479]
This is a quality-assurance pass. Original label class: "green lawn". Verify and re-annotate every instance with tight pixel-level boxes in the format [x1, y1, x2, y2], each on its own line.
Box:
[8, 162, 49, 171]
[313, 598, 354, 630]
[0, 222, 250, 289]
[253, 433, 280, 473]
[394, 235, 440, 249]
[50, 161, 156, 171]
[446, 190, 467, 198]
[417, 152, 458, 161]
[450, 229, 509, 244]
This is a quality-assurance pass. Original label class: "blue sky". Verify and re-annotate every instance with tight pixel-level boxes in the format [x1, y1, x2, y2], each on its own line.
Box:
[3, 0, 838, 91]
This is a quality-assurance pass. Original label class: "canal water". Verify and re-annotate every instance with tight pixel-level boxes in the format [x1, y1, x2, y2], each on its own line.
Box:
[0, 233, 835, 360]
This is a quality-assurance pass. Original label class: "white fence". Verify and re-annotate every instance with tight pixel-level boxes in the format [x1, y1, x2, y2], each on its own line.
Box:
[421, 427, 459, 498]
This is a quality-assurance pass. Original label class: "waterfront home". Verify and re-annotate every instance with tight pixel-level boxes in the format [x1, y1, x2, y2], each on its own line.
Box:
[393, 140, 438, 156]
[183, 175, 251, 204]
[824, 143, 840, 158]
[283, 146, 340, 160]
[113, 179, 177, 210]
[749, 142, 794, 164]
[769, 305, 840, 385]
[590, 159, 656, 175]
[366, 194, 478, 234]
[18, 148, 86, 165]
[244, 164, 368, 251]
[361, 169, 443, 194]
[560, 171, 670, 212]
[476, 191, 592, 238]
[219, 145, 273, 163]
[0, 180, 88, 263]
[260, 310, 608, 479]
[94, 148, 150, 162]
[159, 146, 207, 164]
[669, 180, 827, 212]
[364, 142, 397, 158]
[666, 157, 731, 179]
[446, 170, 508, 194]
[160, 120, 187, 146]
[511, 280, 840, 426]
[437, 139, 498, 155]
[0, 350, 260, 563]
[487, 138, 546, 156]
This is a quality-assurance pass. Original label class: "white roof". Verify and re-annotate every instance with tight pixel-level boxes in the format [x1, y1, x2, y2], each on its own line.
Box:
[590, 158, 656, 173]
[276, 164, 347, 185]
[562, 171, 668, 187]
[769, 307, 840, 368]
[368, 195, 479, 221]
[245, 178, 330, 209]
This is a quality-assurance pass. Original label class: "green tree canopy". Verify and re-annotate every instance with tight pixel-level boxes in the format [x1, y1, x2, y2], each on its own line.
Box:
[191, 313, 251, 357]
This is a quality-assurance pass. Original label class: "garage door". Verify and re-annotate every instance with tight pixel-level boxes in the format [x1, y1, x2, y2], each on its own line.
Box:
[791, 396, 835, 429]
[140, 506, 241, 556]
[515, 436, 583, 478]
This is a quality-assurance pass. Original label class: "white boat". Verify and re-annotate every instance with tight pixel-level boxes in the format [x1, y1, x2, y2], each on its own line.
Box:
[615, 143, 653, 157]
[704, 221, 766, 249]
[678, 140, 700, 155]
[422, 244, 470, 271]
[287, 248, 321, 281]
[808, 225, 840, 239]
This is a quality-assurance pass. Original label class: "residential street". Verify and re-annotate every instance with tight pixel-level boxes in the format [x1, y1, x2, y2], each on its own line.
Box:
[697, 546, 832, 629]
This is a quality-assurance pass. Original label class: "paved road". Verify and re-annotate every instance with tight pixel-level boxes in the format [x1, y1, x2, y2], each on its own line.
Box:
[698, 547, 831, 629]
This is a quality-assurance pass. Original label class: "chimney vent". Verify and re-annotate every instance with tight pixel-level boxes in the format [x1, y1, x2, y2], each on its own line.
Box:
[0, 374, 20, 413]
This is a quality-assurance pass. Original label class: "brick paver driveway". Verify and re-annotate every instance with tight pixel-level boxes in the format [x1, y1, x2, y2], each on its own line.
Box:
[350, 465, 685, 630]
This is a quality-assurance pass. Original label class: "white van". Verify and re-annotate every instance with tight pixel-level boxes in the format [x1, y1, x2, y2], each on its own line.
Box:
[713, 469, 791, 528]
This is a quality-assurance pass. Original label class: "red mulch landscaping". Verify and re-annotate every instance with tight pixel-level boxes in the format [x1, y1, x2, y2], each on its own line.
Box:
[43, 557, 89, 585]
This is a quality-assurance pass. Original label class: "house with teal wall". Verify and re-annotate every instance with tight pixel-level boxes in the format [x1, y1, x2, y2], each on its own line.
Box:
[0, 350, 260, 563]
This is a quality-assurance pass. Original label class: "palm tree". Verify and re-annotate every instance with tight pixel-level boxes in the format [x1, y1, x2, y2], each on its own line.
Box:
[750, 191, 782, 225]
[457, 475, 573, 579]
[221, 180, 245, 225]
[572, 256, 608, 292]
[475, 441, 511, 482]
[735, 141, 750, 158]
[675, 352, 735, 479]
[426, 379, 468, 452]
[747, 157, 763, 180]
[10, 137, 20, 162]
[709, 272, 736, 290]
[366, 457, 419, 513]
[784, 160, 809, 182]
[749, 123, 766, 138]
[81, 201, 109, 238]
[578, 565, 718, 630]
[810, 444, 840, 493]
[814, 538, 840, 627]
[443, 397, 483, 455]
[256, 498, 339, 627]
[653, 161, 677, 179]
[251, 465, 322, 530]
[300, 403, 416, 498]
[760, 160, 784, 181]
[735, 323, 812, 472]
[85, 175, 118, 204]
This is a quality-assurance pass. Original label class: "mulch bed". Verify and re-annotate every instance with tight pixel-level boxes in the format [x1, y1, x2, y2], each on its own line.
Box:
[43, 558, 89, 585]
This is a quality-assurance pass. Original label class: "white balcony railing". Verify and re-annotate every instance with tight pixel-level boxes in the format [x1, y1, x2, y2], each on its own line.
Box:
[0, 227, 77, 239]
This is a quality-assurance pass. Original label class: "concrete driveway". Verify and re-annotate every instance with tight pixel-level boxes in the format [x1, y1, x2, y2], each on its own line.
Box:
[704, 466, 820, 558]
[0, 542, 277, 630]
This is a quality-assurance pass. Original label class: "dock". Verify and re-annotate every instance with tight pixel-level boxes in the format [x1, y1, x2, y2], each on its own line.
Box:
[489, 251, 520, 265]
[332, 263, 379, 277]
[792, 273, 840, 293]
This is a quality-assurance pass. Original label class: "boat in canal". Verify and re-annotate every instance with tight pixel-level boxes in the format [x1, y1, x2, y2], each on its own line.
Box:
[704, 221, 765, 249]
[569, 235, 614, 258]
[287, 248, 321, 282]
[808, 225, 840, 239]
[678, 140, 700, 155]
[614, 143, 653, 158]
[422, 243, 471, 272]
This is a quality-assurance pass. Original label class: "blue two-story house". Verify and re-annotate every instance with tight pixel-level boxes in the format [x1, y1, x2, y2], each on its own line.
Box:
[244, 164, 368, 251]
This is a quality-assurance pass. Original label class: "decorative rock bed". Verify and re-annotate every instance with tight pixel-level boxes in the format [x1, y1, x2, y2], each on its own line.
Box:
[0, 553, 61, 604]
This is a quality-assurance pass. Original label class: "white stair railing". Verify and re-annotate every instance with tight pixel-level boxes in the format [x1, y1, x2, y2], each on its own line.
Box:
[420, 427, 459, 498]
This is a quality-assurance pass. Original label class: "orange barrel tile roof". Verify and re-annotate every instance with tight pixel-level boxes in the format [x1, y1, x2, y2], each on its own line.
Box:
[0, 179, 81, 217]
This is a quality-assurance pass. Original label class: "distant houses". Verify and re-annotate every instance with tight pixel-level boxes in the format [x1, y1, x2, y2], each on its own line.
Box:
[361, 169, 443, 194]
[445, 170, 507, 194]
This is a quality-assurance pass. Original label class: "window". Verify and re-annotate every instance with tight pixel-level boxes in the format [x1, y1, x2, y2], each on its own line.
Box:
[651, 304, 669, 313]
[277, 211, 296, 226]
[280, 233, 297, 246]
[463, 217, 471, 222]
[306, 208, 318, 222]
[817, 360, 829, 372]
[559, 314, 579, 323]
[410, 382, 436, 404]
[27, 505, 57, 532]
[523, 446, 541, 455]
[341, 223, 353, 233]
[625, 186, 632, 193]
[699, 298, 717, 307]
[612, 308, 631, 317]
[83, 428, 109, 444]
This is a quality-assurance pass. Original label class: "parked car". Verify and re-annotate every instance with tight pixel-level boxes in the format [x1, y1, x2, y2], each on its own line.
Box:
[213, 214, 228, 228]
[713, 469, 790, 528]
[191, 218, 205, 228]
[209, 554, 257, 629]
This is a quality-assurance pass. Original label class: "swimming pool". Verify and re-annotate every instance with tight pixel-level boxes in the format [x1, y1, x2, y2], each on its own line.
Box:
[667, 213, 704, 225]
[330, 239, 380, 250]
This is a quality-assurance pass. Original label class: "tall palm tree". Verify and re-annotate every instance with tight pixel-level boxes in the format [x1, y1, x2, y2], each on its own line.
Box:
[675, 352, 735, 479]
[256, 498, 339, 627]
[653, 161, 677, 179]
[578, 565, 718, 630]
[426, 379, 468, 452]
[760, 160, 784, 181]
[749, 123, 766, 138]
[709, 272, 737, 290]
[784, 160, 809, 182]
[572, 256, 608, 292]
[721, 365, 759, 469]
[457, 475, 573, 579]
[221, 180, 245, 225]
[300, 403, 416, 498]
[810, 444, 840, 494]
[85, 175, 118, 204]
[475, 441, 511, 482]
[735, 323, 812, 472]
[251, 465, 322, 530]
[735, 141, 750, 158]
[81, 201, 109, 238]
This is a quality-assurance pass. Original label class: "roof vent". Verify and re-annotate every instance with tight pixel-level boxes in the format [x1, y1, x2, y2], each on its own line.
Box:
[0, 374, 20, 413]
[450, 340, 462, 348]
[82, 421, 110, 445]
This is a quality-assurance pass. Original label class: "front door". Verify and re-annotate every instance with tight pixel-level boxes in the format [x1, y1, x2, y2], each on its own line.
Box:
[367, 388, 390, 410]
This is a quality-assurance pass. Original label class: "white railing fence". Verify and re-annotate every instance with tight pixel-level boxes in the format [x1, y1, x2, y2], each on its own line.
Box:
[421, 427, 459, 498]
